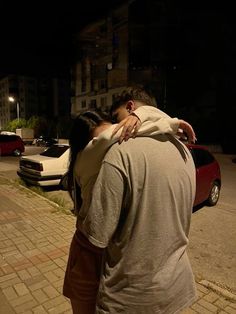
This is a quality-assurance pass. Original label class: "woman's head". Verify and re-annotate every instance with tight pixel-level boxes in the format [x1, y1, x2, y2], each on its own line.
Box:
[69, 110, 110, 153]
[68, 110, 111, 197]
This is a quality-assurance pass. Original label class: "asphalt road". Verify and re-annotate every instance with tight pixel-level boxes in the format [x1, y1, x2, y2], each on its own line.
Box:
[0, 146, 236, 292]
[188, 153, 236, 292]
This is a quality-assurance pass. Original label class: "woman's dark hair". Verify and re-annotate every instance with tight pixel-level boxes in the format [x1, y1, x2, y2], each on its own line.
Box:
[67, 110, 111, 200]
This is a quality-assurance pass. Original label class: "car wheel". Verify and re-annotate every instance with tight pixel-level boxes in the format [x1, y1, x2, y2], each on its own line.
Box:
[60, 173, 68, 191]
[206, 181, 220, 206]
[13, 149, 22, 156]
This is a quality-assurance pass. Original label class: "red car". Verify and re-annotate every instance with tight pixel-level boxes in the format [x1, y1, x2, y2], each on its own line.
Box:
[0, 134, 25, 156]
[60, 143, 221, 210]
[187, 144, 221, 207]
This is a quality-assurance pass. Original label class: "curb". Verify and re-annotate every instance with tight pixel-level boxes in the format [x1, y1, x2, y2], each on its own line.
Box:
[19, 183, 60, 208]
[0, 175, 60, 209]
[200, 280, 236, 302]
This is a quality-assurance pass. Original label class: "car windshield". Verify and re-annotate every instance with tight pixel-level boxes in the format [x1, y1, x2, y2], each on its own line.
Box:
[40, 145, 69, 158]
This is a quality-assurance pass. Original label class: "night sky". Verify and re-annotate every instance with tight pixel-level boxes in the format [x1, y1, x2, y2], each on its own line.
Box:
[0, 1, 124, 77]
[0, 1, 235, 146]
[0, 1, 234, 80]
[0, 3, 235, 106]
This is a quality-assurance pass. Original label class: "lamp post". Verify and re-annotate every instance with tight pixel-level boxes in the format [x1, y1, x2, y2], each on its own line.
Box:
[8, 96, 20, 122]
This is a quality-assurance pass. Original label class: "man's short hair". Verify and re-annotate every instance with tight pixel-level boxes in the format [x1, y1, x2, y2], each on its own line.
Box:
[110, 85, 154, 116]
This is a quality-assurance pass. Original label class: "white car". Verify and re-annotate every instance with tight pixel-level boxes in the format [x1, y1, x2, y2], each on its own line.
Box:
[17, 144, 70, 187]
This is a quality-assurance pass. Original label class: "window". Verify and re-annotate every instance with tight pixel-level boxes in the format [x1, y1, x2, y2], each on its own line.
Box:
[100, 79, 107, 90]
[40, 145, 69, 158]
[0, 135, 19, 142]
[101, 97, 107, 107]
[81, 78, 86, 93]
[191, 148, 215, 168]
[81, 61, 87, 92]
[90, 99, 97, 109]
[112, 93, 118, 103]
[81, 100, 86, 108]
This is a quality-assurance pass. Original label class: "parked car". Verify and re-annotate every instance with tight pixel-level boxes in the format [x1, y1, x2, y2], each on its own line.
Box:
[35, 136, 58, 147]
[17, 142, 221, 208]
[17, 144, 70, 187]
[187, 144, 221, 207]
[0, 134, 25, 156]
[61, 144, 221, 207]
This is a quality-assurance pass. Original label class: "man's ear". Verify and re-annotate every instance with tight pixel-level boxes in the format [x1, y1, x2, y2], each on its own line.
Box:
[125, 100, 136, 113]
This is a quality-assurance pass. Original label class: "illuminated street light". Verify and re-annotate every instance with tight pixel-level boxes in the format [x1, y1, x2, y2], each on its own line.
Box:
[8, 96, 20, 122]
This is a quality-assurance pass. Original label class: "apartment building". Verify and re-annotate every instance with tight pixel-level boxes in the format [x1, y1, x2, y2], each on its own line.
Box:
[71, 0, 167, 116]
[0, 75, 37, 129]
[0, 75, 70, 130]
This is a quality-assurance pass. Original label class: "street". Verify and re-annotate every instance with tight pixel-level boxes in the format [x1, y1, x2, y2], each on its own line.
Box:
[0, 146, 236, 293]
[188, 153, 236, 292]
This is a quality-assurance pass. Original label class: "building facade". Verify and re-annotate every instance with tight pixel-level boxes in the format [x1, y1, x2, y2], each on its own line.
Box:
[71, 0, 167, 116]
[0, 75, 71, 130]
[0, 75, 37, 129]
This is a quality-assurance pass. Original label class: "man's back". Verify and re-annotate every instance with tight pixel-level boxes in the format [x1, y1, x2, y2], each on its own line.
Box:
[82, 135, 197, 313]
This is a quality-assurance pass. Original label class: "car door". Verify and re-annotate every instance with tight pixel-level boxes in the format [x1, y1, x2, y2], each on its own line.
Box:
[190, 147, 216, 205]
[0, 135, 8, 155]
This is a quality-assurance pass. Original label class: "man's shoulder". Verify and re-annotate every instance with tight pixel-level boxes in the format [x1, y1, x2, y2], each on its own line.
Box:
[104, 136, 161, 160]
[104, 135, 192, 164]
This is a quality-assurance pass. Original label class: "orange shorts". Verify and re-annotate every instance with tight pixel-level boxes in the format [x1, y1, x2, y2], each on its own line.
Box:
[63, 230, 103, 304]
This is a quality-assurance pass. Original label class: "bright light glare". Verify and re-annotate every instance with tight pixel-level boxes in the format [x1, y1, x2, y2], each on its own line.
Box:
[8, 96, 15, 102]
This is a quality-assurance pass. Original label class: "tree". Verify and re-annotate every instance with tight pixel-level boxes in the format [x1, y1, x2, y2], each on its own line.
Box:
[4, 118, 27, 132]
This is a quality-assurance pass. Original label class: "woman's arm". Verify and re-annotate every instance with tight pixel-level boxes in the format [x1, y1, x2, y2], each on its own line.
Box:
[112, 106, 196, 143]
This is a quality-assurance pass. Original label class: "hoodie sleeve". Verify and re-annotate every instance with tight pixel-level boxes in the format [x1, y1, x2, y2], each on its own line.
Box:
[134, 106, 180, 135]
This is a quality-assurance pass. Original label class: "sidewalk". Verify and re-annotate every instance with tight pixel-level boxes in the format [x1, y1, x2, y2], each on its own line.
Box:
[0, 176, 236, 314]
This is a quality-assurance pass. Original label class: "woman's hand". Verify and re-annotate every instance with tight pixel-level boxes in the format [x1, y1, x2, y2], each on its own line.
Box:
[177, 120, 197, 143]
[112, 114, 141, 144]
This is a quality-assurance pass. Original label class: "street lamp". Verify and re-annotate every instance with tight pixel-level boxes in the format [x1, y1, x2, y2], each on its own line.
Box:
[8, 96, 20, 122]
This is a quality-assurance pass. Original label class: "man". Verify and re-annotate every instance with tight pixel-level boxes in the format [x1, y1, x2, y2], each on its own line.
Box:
[79, 87, 197, 313]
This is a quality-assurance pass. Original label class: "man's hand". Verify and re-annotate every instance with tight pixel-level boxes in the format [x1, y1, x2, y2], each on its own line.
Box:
[112, 114, 141, 144]
[177, 120, 197, 143]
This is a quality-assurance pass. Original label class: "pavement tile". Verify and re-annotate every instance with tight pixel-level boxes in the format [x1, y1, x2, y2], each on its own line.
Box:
[2, 286, 18, 301]
[32, 305, 48, 314]
[46, 300, 71, 314]
[9, 293, 35, 307]
[53, 257, 66, 268]
[42, 285, 60, 298]
[42, 295, 67, 310]
[28, 279, 50, 292]
[181, 308, 197, 313]
[203, 291, 221, 303]
[14, 299, 38, 314]
[17, 269, 32, 281]
[1, 264, 15, 275]
[24, 275, 46, 286]
[191, 302, 213, 313]
[214, 297, 231, 309]
[43, 271, 60, 283]
[0, 289, 15, 314]
[27, 266, 41, 277]
[32, 289, 49, 303]
[14, 282, 30, 296]
[224, 306, 236, 314]
[198, 298, 218, 312]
